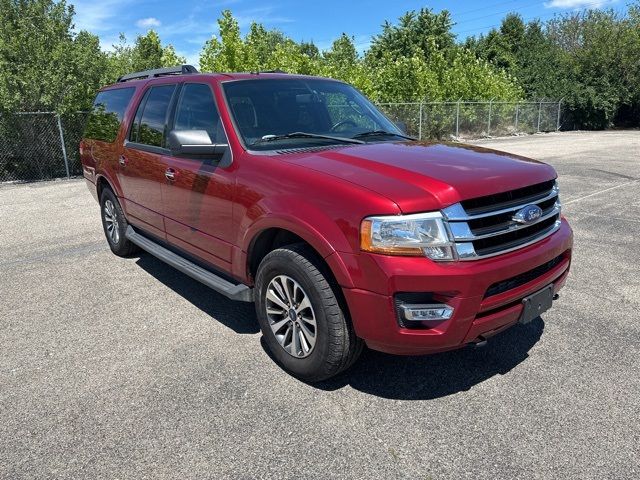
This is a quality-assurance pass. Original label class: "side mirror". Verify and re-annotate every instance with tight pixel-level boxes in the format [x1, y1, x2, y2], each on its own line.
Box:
[167, 130, 228, 157]
[395, 121, 408, 135]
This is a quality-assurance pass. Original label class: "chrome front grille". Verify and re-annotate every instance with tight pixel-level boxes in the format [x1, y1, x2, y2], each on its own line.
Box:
[442, 180, 561, 260]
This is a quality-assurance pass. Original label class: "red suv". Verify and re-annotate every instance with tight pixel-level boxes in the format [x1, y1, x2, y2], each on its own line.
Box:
[80, 65, 573, 381]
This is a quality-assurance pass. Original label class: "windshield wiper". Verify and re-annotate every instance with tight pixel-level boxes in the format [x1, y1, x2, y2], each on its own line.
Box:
[250, 132, 364, 147]
[353, 130, 416, 141]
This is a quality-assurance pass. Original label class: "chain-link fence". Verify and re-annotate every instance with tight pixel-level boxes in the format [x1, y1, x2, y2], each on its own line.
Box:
[0, 101, 562, 183]
[0, 112, 88, 183]
[377, 101, 562, 141]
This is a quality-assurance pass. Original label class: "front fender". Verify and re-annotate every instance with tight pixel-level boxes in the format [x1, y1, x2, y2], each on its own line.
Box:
[236, 195, 358, 287]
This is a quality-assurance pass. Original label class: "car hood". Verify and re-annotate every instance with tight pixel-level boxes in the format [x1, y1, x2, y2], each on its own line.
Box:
[278, 141, 557, 213]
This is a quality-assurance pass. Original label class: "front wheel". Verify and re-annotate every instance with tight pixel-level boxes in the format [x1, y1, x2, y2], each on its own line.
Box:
[255, 244, 363, 382]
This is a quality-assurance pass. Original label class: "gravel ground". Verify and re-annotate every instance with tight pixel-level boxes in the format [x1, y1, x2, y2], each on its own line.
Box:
[1, 130, 639, 479]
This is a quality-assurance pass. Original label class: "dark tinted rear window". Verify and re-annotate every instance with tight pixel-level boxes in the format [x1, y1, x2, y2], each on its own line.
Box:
[131, 85, 176, 147]
[84, 88, 135, 142]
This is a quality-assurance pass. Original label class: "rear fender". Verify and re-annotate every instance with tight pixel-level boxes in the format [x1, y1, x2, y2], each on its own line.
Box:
[95, 172, 122, 200]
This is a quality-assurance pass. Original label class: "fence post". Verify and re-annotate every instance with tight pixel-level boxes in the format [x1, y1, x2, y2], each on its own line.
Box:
[487, 99, 493, 136]
[455, 99, 461, 138]
[556, 99, 563, 131]
[537, 101, 542, 133]
[515, 102, 520, 132]
[418, 102, 423, 141]
[56, 113, 70, 179]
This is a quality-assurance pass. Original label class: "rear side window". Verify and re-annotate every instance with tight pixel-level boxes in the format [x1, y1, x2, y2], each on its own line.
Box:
[173, 83, 226, 143]
[129, 84, 176, 147]
[84, 87, 135, 142]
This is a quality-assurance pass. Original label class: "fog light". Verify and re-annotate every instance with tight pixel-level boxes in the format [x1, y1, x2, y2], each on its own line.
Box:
[400, 304, 454, 321]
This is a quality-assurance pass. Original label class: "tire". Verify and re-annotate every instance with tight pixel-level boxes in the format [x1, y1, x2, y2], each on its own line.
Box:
[255, 244, 363, 382]
[99, 187, 139, 257]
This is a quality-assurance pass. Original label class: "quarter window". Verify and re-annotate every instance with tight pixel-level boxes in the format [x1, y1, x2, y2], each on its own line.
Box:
[84, 87, 135, 143]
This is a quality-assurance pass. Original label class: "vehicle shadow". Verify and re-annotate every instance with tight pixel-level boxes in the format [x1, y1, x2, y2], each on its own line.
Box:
[134, 252, 543, 399]
[310, 318, 545, 400]
[135, 253, 260, 334]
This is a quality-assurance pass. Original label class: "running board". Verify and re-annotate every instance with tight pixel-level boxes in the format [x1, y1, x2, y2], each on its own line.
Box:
[125, 226, 253, 302]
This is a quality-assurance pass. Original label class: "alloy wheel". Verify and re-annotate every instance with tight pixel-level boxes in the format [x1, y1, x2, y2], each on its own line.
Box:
[103, 199, 120, 244]
[265, 275, 317, 358]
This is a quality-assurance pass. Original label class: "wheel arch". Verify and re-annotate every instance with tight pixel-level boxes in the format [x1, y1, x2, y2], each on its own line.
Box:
[96, 174, 117, 200]
[244, 221, 355, 290]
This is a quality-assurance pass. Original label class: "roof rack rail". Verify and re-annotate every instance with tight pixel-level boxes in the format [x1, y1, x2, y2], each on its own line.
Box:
[117, 65, 199, 83]
[254, 69, 287, 74]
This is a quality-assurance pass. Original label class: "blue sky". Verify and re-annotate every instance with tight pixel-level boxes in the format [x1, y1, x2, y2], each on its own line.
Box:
[71, 0, 624, 65]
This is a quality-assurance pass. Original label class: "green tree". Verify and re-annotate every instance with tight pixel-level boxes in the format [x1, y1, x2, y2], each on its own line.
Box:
[469, 14, 525, 71]
[106, 33, 134, 81]
[299, 41, 320, 59]
[368, 8, 455, 62]
[131, 30, 164, 71]
[363, 10, 521, 103]
[0, 0, 107, 112]
[105, 31, 187, 83]
[321, 34, 359, 82]
[244, 23, 287, 70]
[161, 44, 186, 66]
[200, 10, 246, 72]
[266, 39, 320, 75]
[64, 31, 109, 111]
[468, 6, 640, 128]
[200, 10, 320, 74]
[547, 9, 640, 128]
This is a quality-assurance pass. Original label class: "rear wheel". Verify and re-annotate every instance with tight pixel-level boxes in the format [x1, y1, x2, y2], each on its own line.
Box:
[100, 188, 139, 257]
[255, 244, 363, 382]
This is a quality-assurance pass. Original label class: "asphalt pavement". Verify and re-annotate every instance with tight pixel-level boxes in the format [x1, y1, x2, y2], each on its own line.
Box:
[1, 130, 638, 479]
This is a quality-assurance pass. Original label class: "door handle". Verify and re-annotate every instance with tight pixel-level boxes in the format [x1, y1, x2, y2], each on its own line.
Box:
[165, 168, 177, 181]
[119, 155, 128, 166]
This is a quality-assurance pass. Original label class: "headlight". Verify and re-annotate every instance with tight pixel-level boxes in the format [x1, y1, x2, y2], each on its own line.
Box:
[360, 212, 456, 260]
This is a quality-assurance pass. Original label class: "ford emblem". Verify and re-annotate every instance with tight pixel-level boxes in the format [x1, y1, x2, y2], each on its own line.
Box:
[513, 204, 543, 224]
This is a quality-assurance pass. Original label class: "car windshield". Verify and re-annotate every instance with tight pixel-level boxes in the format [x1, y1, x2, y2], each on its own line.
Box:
[222, 78, 404, 150]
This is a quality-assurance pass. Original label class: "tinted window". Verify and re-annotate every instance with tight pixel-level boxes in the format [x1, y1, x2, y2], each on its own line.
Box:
[84, 88, 135, 142]
[132, 85, 176, 147]
[129, 89, 149, 143]
[223, 79, 400, 149]
[174, 83, 226, 143]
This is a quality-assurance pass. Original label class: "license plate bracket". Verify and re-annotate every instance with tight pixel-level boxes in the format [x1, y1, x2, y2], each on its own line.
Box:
[519, 284, 554, 324]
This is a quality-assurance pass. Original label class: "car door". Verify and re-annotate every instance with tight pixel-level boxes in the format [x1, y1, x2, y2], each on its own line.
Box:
[161, 82, 236, 272]
[119, 83, 178, 239]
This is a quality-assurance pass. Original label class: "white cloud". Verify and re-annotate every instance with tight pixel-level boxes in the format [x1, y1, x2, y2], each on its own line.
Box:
[72, 0, 132, 32]
[544, 0, 616, 8]
[136, 17, 162, 28]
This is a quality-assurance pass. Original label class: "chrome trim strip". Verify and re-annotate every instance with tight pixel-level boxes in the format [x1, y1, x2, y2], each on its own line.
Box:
[455, 220, 562, 261]
[450, 206, 561, 241]
[455, 242, 477, 259]
[442, 185, 558, 221]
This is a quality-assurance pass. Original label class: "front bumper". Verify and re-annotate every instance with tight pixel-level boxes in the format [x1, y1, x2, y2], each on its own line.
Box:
[340, 218, 573, 355]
